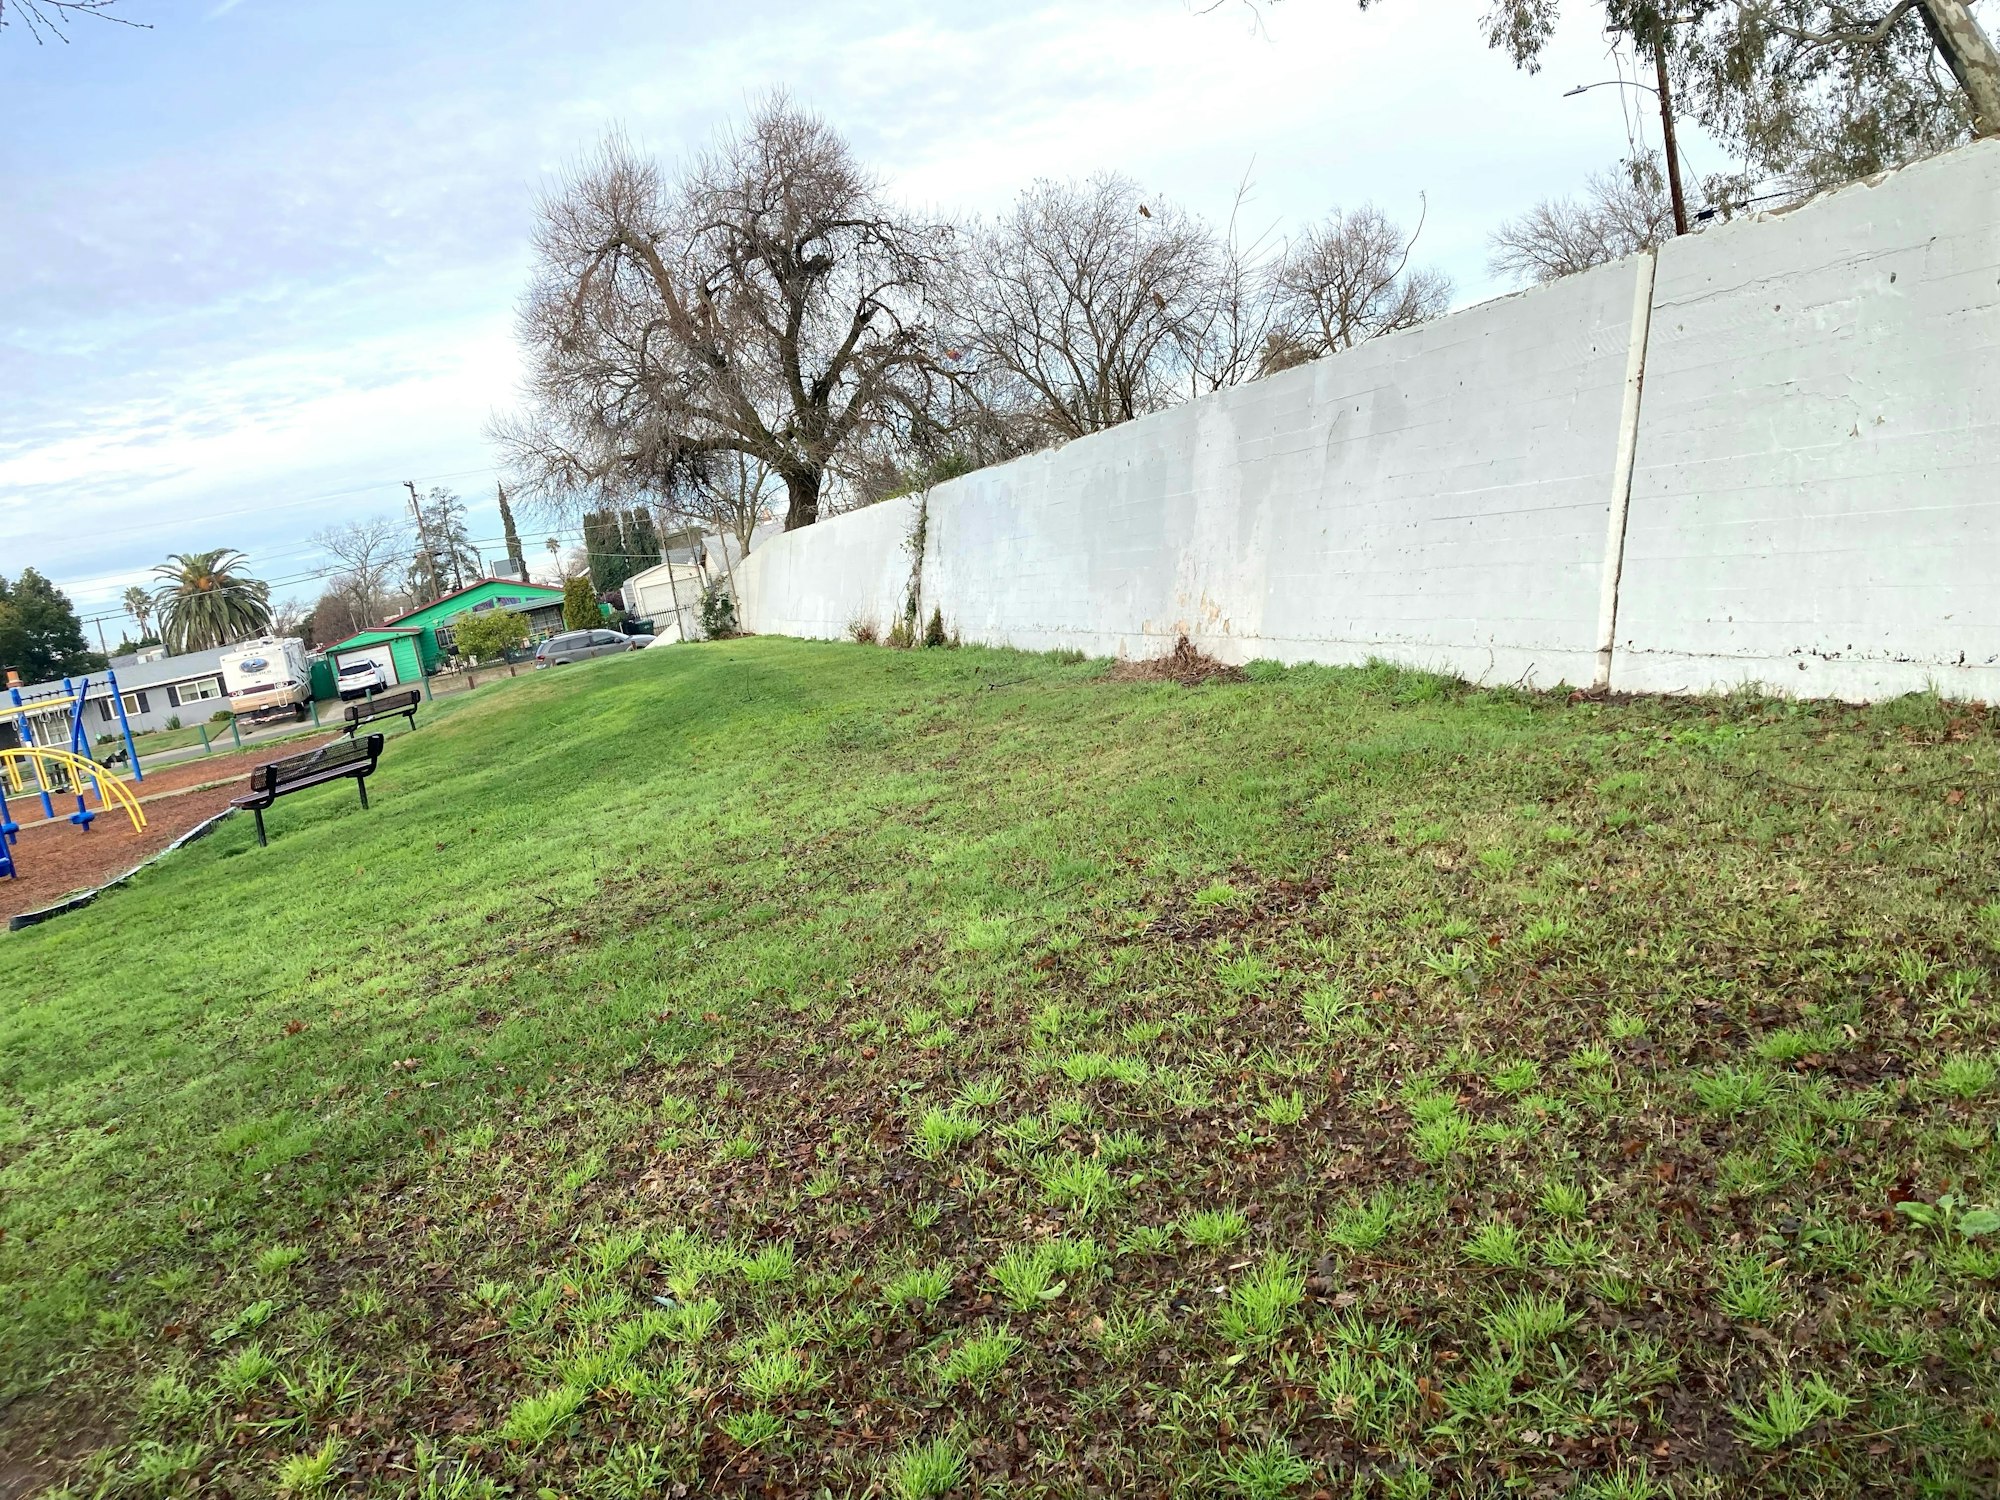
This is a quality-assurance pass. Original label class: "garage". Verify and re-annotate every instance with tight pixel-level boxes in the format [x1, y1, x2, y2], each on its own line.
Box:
[325, 626, 437, 689]
[332, 643, 400, 686]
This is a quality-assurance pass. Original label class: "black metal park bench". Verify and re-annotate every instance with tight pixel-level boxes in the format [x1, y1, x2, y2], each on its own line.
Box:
[230, 733, 384, 847]
[342, 688, 421, 737]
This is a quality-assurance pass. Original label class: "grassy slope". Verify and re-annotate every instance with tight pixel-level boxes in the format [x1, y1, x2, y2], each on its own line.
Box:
[2, 638, 1998, 1498]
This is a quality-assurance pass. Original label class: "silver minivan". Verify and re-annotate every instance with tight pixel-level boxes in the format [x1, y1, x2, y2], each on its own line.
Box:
[534, 629, 645, 667]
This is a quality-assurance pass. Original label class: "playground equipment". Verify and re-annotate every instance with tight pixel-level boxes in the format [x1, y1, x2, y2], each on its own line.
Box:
[0, 747, 148, 882]
[0, 673, 148, 882]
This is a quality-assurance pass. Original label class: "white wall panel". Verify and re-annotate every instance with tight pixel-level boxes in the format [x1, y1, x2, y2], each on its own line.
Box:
[1613, 139, 2000, 700]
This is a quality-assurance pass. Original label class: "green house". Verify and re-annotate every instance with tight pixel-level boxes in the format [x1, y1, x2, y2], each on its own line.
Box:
[327, 579, 571, 686]
[387, 578, 571, 655]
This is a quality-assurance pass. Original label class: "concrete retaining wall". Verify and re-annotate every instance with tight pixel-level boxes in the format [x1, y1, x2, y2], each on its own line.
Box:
[741, 493, 921, 643]
[1610, 143, 2000, 700]
[739, 138, 2000, 702]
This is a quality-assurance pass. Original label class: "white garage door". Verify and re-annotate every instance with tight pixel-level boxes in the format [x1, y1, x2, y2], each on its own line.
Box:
[335, 645, 400, 686]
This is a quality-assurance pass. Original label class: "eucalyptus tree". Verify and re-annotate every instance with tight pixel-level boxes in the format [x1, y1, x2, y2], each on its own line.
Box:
[1364, 1, 2000, 193]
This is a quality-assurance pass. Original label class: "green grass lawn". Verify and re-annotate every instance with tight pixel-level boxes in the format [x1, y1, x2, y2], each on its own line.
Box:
[3, 638, 1998, 1498]
[89, 715, 324, 766]
[111, 721, 232, 758]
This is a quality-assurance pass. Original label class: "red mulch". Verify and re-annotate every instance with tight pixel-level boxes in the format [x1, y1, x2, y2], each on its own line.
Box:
[122, 734, 341, 798]
[1106, 633, 1247, 685]
[2, 783, 244, 922]
[0, 737, 339, 922]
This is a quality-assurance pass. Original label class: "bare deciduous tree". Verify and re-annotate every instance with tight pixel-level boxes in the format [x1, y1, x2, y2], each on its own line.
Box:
[1181, 180, 1289, 395]
[1265, 203, 1451, 369]
[270, 596, 310, 643]
[310, 517, 405, 629]
[950, 174, 1224, 444]
[306, 588, 368, 650]
[0, 0, 144, 43]
[1487, 156, 1674, 284]
[498, 97, 949, 532]
[671, 452, 776, 559]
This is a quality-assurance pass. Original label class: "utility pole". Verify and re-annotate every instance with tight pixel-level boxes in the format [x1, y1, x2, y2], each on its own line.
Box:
[405, 480, 444, 604]
[1653, 39, 1689, 236]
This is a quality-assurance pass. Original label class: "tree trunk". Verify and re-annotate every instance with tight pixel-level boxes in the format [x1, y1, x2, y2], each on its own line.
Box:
[1923, 0, 2000, 137]
[782, 469, 821, 530]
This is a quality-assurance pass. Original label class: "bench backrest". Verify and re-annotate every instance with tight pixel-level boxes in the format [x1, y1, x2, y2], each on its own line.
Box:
[249, 733, 384, 793]
[343, 689, 421, 722]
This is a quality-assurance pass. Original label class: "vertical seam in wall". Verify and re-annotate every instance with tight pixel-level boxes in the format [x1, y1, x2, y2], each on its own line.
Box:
[1594, 252, 1658, 691]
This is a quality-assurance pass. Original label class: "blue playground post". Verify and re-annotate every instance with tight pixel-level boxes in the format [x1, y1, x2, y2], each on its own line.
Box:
[0, 775, 16, 879]
[61, 677, 97, 830]
[8, 686, 56, 821]
[105, 667, 144, 782]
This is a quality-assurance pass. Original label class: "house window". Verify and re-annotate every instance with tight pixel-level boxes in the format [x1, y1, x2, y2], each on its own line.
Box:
[433, 623, 458, 652]
[97, 691, 150, 721]
[168, 677, 222, 708]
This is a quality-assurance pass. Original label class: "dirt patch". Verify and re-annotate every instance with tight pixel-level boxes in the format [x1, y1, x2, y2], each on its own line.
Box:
[1105, 633, 1247, 686]
[2, 781, 245, 923]
[3, 735, 355, 923]
[122, 733, 342, 799]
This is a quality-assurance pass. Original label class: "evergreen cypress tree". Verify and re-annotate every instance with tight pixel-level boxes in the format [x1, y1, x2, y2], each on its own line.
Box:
[582, 511, 618, 594]
[497, 483, 526, 575]
[612, 512, 638, 591]
[629, 508, 663, 570]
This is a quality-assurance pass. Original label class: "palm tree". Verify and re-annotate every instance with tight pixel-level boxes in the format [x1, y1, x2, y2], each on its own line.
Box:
[120, 584, 153, 642]
[152, 550, 272, 654]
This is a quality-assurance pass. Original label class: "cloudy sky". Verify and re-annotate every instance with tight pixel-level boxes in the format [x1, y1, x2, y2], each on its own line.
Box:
[0, 0, 1685, 642]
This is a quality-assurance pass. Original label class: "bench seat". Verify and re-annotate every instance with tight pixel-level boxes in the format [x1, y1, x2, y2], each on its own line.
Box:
[343, 688, 421, 736]
[230, 733, 384, 845]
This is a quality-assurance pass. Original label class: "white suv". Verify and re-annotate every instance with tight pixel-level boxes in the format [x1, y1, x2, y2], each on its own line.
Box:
[336, 659, 387, 700]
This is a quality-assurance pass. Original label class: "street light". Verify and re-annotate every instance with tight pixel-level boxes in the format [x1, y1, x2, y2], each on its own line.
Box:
[1562, 60, 1689, 237]
[1563, 80, 1657, 97]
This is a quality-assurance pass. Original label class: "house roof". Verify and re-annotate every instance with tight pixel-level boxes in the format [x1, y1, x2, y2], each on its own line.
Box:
[386, 577, 564, 625]
[9, 641, 236, 707]
[329, 628, 422, 652]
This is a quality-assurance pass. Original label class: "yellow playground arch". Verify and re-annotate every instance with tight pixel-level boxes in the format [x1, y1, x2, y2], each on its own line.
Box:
[0, 747, 147, 832]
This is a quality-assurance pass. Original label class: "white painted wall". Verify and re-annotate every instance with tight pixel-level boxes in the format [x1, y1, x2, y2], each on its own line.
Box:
[739, 139, 2000, 703]
[744, 493, 922, 643]
[924, 255, 1647, 688]
[746, 260, 1648, 690]
[1611, 140, 2000, 700]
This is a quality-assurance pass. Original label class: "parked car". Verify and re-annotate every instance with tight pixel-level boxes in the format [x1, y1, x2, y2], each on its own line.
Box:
[335, 659, 387, 700]
[534, 629, 650, 667]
